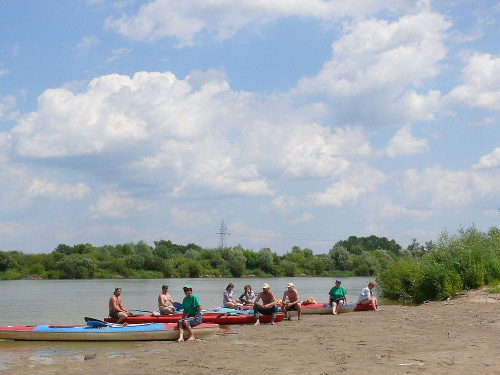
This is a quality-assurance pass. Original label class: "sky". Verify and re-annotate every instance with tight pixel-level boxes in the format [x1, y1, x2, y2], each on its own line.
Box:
[0, 0, 499, 254]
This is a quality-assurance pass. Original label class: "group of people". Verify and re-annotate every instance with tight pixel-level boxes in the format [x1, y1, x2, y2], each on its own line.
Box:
[108, 280, 380, 342]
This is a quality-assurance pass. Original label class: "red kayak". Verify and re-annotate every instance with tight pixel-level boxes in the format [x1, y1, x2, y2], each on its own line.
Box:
[105, 313, 285, 325]
[353, 303, 377, 311]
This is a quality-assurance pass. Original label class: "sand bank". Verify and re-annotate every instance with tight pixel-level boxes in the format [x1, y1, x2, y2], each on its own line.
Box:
[1, 289, 499, 374]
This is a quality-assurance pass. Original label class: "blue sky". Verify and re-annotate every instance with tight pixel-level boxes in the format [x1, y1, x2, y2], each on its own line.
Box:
[0, 0, 498, 254]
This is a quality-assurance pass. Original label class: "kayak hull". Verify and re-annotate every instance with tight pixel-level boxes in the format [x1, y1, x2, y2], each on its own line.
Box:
[0, 323, 218, 341]
[286, 302, 356, 316]
[105, 312, 285, 325]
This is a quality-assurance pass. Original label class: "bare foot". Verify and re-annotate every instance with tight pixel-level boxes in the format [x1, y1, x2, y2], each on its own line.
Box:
[187, 336, 195, 341]
[271, 321, 275, 325]
[254, 320, 260, 325]
[177, 338, 184, 342]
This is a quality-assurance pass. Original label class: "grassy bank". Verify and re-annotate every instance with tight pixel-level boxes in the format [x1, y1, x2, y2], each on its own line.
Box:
[378, 225, 500, 303]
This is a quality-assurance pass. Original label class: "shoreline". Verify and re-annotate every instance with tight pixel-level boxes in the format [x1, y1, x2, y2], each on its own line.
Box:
[1, 289, 498, 374]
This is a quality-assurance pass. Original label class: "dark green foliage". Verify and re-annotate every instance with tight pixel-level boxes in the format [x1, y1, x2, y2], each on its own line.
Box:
[378, 225, 500, 303]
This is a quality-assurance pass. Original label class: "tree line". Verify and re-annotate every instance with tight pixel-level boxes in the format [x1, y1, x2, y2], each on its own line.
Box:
[0, 235, 427, 280]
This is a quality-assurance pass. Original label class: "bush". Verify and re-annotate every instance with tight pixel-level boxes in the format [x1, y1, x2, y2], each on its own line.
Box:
[378, 225, 500, 303]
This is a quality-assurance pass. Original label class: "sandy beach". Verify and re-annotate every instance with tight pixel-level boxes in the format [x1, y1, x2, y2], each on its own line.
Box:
[1, 289, 499, 375]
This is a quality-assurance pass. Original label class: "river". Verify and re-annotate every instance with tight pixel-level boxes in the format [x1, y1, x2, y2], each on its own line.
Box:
[0, 277, 374, 325]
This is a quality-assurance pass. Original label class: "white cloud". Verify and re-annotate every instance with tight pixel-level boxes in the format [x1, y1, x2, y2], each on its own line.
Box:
[169, 207, 214, 227]
[107, 47, 132, 63]
[290, 212, 314, 225]
[0, 94, 18, 121]
[397, 166, 500, 208]
[368, 195, 433, 220]
[264, 195, 303, 214]
[385, 124, 429, 158]
[8, 70, 376, 198]
[295, 9, 450, 125]
[307, 163, 386, 206]
[445, 53, 500, 111]
[472, 148, 500, 170]
[0, 68, 9, 77]
[75, 36, 101, 54]
[105, 0, 422, 47]
[90, 190, 152, 218]
[27, 179, 90, 200]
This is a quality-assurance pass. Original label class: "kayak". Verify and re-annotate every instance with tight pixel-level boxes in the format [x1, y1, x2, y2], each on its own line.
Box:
[0, 322, 219, 341]
[105, 312, 285, 325]
[353, 303, 376, 311]
[285, 302, 356, 316]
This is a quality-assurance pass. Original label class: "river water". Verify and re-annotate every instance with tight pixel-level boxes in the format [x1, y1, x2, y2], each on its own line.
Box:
[0, 277, 374, 325]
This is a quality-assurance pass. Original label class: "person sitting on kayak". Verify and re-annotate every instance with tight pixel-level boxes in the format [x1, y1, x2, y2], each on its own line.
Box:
[223, 283, 242, 309]
[253, 283, 278, 325]
[177, 285, 202, 342]
[239, 284, 255, 305]
[109, 287, 129, 324]
[357, 281, 381, 311]
[282, 282, 302, 321]
[329, 280, 347, 315]
[158, 284, 176, 315]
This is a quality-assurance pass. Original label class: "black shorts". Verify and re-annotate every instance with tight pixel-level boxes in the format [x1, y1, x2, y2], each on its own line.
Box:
[109, 310, 119, 318]
[285, 304, 298, 311]
[332, 299, 344, 305]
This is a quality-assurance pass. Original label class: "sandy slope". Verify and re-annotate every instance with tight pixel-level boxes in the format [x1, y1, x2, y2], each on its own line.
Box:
[1, 289, 499, 375]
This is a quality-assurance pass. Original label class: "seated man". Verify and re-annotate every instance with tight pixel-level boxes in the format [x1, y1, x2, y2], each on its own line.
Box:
[158, 284, 175, 315]
[177, 285, 202, 342]
[109, 287, 129, 324]
[253, 283, 278, 325]
[282, 282, 302, 320]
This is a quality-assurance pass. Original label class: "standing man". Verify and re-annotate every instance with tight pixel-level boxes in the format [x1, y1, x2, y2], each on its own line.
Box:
[177, 285, 202, 342]
[253, 283, 278, 325]
[109, 287, 129, 324]
[282, 282, 302, 321]
[158, 284, 175, 315]
[329, 280, 347, 315]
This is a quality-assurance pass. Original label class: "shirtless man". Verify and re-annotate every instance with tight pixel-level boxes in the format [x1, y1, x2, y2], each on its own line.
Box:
[158, 284, 175, 315]
[282, 282, 302, 320]
[253, 283, 278, 325]
[109, 287, 129, 324]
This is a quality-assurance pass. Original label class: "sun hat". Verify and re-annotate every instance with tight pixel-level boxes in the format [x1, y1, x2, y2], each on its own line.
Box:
[286, 282, 294, 288]
[262, 283, 270, 289]
[183, 284, 193, 289]
[335, 279, 341, 283]
[162, 284, 169, 289]
[368, 281, 375, 287]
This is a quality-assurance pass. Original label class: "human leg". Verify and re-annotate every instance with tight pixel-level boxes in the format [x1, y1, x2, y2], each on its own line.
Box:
[297, 303, 302, 320]
[116, 312, 127, 324]
[336, 300, 344, 314]
[332, 301, 338, 315]
[177, 319, 186, 342]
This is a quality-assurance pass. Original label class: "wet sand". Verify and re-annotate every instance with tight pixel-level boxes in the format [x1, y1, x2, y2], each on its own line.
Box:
[1, 289, 499, 374]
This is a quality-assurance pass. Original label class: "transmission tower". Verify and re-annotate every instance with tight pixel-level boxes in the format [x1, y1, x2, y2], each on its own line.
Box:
[217, 220, 230, 249]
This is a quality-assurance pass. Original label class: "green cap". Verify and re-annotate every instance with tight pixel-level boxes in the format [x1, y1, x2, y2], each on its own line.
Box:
[183, 284, 193, 289]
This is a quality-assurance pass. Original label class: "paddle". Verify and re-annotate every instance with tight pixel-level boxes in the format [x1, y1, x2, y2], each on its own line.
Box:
[128, 309, 154, 317]
[173, 302, 182, 310]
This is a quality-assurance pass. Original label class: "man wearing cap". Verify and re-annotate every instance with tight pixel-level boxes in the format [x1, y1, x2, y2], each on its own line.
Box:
[177, 285, 202, 342]
[109, 287, 129, 324]
[253, 283, 278, 325]
[282, 282, 302, 320]
[328, 280, 348, 315]
[158, 284, 175, 315]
